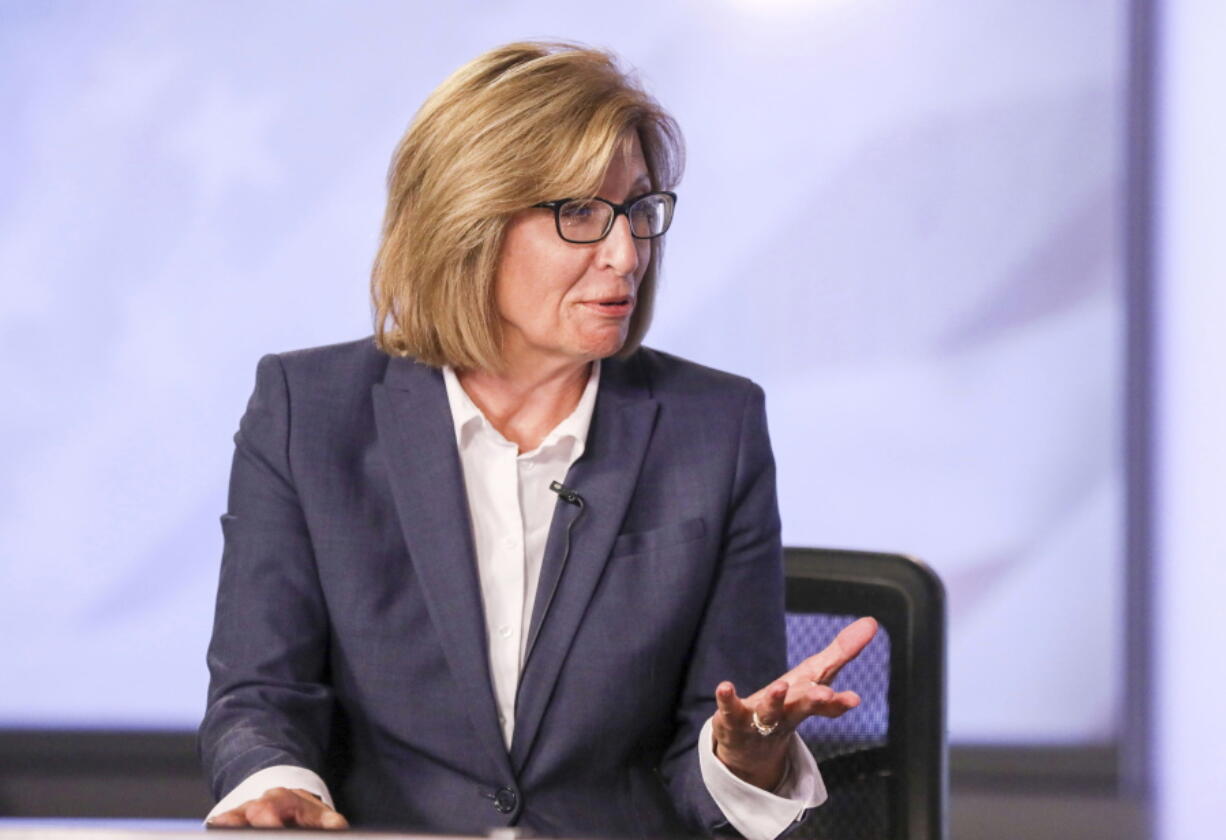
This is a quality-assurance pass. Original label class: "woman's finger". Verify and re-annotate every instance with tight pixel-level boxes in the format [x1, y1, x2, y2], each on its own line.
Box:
[295, 800, 348, 830]
[284, 788, 348, 830]
[806, 617, 879, 685]
[320, 809, 350, 830]
[804, 684, 863, 718]
[206, 808, 247, 828]
[754, 681, 789, 732]
[714, 681, 751, 727]
[244, 797, 288, 828]
[828, 689, 862, 711]
[806, 682, 835, 705]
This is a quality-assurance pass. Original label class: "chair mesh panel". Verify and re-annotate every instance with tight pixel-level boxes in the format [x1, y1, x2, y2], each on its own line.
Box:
[786, 611, 893, 840]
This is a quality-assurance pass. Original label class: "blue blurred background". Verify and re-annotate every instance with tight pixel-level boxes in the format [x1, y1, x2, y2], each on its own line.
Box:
[1, 1, 1222, 837]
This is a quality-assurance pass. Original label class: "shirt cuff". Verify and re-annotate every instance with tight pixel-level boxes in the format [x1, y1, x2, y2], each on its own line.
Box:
[204, 765, 334, 824]
[697, 717, 827, 840]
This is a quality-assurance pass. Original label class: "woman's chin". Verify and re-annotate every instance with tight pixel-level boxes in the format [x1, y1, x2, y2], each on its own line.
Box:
[581, 331, 629, 360]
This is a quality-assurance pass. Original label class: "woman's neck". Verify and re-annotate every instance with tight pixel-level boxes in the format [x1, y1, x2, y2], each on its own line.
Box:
[456, 359, 592, 453]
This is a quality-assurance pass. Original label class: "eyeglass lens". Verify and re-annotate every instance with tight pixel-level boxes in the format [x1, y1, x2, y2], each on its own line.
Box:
[557, 193, 673, 243]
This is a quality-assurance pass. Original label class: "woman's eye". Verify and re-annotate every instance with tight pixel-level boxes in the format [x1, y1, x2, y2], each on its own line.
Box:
[560, 202, 597, 220]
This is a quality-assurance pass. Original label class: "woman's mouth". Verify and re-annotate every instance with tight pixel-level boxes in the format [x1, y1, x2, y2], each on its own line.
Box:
[584, 297, 635, 316]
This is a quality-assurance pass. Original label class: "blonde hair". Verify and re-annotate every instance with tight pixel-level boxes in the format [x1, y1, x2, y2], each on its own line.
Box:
[371, 41, 684, 369]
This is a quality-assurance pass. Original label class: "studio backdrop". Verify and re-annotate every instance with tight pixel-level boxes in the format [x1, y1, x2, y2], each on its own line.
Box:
[0, 0, 1126, 748]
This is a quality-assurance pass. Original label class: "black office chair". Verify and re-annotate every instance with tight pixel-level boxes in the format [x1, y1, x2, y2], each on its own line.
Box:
[784, 547, 947, 840]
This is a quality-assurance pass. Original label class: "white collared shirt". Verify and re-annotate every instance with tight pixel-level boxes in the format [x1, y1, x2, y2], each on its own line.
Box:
[441, 361, 601, 746]
[208, 360, 824, 839]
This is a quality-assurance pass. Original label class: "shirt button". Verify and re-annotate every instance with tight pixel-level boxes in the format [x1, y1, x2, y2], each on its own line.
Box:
[504, 537, 517, 549]
[493, 786, 518, 814]
[522, 461, 534, 471]
[498, 625, 512, 639]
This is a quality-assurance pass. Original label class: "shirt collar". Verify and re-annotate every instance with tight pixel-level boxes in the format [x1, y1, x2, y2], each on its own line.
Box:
[441, 365, 487, 446]
[441, 361, 601, 458]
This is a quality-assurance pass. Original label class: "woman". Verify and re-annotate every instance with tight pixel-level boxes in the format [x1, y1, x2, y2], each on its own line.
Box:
[200, 41, 875, 838]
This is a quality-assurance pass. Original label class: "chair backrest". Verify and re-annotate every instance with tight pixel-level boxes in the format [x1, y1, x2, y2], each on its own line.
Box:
[784, 547, 947, 840]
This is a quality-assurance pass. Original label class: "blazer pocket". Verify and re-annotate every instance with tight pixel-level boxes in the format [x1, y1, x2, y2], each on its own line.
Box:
[611, 517, 706, 558]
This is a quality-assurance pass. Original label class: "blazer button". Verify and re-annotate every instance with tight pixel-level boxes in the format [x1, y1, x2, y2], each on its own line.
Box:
[493, 786, 518, 814]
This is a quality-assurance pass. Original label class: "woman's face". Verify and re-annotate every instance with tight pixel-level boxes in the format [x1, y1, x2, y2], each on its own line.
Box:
[494, 134, 653, 372]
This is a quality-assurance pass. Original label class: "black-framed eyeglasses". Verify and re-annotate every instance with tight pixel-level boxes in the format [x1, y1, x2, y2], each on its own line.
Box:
[533, 191, 677, 244]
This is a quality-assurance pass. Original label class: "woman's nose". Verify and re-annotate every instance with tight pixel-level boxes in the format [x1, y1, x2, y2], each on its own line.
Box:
[598, 214, 641, 276]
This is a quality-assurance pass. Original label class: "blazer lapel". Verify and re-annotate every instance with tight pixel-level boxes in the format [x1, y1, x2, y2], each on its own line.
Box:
[372, 357, 512, 782]
[511, 355, 659, 771]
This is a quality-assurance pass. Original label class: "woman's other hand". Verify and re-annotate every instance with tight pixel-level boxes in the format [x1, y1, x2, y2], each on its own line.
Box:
[206, 787, 349, 830]
[711, 617, 879, 789]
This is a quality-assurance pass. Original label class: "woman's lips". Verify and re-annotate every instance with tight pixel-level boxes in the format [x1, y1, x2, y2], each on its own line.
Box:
[582, 297, 635, 317]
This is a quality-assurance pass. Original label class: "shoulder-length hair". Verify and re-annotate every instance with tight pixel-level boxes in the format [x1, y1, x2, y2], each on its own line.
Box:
[371, 41, 684, 370]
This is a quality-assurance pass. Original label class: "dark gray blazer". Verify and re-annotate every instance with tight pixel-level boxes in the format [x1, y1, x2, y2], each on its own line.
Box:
[199, 338, 787, 837]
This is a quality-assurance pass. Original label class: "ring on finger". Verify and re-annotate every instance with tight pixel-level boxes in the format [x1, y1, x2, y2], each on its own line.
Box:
[751, 710, 779, 736]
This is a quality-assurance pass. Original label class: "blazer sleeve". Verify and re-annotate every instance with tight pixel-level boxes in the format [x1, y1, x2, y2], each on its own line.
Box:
[658, 382, 792, 836]
[198, 353, 335, 802]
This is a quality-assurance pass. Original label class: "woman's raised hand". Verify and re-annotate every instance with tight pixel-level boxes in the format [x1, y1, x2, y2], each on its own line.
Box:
[711, 617, 879, 789]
